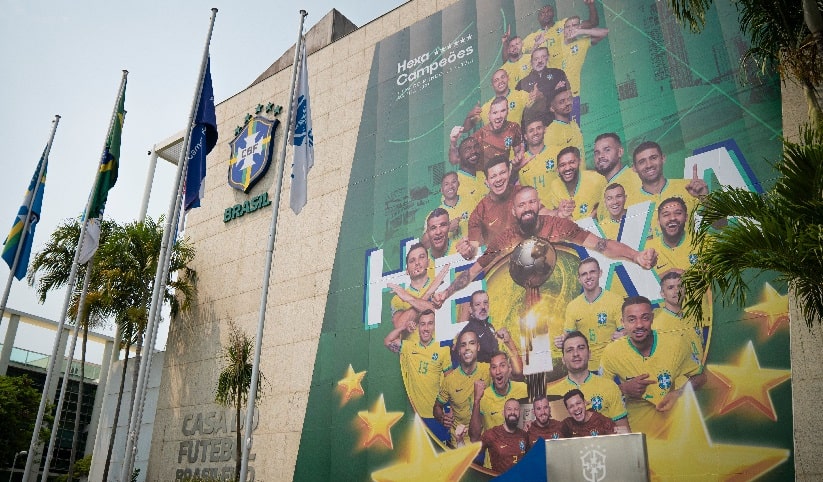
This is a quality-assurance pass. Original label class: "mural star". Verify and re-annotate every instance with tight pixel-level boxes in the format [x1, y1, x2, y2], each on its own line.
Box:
[648, 385, 789, 480]
[355, 394, 403, 449]
[337, 364, 366, 405]
[707, 340, 791, 421]
[744, 282, 789, 336]
[371, 415, 481, 482]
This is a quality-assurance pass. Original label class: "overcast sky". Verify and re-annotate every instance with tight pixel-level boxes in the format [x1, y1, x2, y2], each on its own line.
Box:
[0, 0, 407, 359]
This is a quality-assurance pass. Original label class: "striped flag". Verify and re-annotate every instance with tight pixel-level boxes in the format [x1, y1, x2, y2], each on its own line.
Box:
[2, 150, 48, 280]
[290, 41, 314, 214]
[79, 78, 126, 264]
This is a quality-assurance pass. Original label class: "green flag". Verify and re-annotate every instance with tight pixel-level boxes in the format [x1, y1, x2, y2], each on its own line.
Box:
[88, 81, 126, 219]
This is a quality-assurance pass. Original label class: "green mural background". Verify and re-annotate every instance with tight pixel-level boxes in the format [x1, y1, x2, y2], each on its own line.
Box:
[294, 0, 791, 480]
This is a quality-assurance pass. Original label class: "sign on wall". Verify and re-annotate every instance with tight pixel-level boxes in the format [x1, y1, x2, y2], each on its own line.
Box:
[295, 0, 791, 480]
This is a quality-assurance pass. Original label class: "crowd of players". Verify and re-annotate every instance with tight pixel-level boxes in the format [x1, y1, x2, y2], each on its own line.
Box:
[383, 1, 711, 474]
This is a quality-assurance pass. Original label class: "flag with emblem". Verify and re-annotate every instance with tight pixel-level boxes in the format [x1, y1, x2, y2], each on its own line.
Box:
[2, 149, 48, 280]
[79, 77, 127, 264]
[184, 56, 218, 212]
[290, 41, 314, 214]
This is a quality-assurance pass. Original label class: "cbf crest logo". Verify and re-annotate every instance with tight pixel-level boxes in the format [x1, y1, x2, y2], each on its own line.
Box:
[580, 445, 607, 482]
[228, 116, 279, 192]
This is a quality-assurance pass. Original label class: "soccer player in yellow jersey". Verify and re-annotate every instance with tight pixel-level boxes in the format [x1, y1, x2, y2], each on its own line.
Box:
[596, 183, 627, 240]
[521, 1, 599, 55]
[438, 172, 471, 241]
[384, 309, 452, 443]
[469, 351, 527, 442]
[516, 115, 559, 201]
[560, 258, 624, 370]
[544, 89, 585, 172]
[422, 208, 474, 260]
[593, 133, 642, 219]
[653, 271, 705, 361]
[500, 34, 531, 92]
[600, 296, 705, 438]
[466, 69, 533, 130]
[548, 331, 629, 432]
[646, 197, 697, 273]
[550, 16, 608, 123]
[387, 243, 442, 339]
[448, 134, 487, 209]
[631, 140, 707, 238]
[434, 330, 491, 447]
[548, 146, 605, 220]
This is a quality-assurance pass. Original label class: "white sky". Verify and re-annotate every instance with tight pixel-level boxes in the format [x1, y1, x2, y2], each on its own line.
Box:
[0, 0, 407, 362]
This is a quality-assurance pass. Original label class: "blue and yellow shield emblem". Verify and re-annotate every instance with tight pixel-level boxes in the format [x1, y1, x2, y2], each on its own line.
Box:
[228, 116, 278, 192]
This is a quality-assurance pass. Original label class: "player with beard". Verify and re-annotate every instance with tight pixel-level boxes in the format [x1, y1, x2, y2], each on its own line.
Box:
[470, 351, 527, 443]
[434, 329, 490, 447]
[559, 258, 624, 369]
[600, 296, 705, 438]
[478, 398, 529, 474]
[632, 140, 707, 237]
[421, 207, 474, 260]
[433, 187, 657, 307]
[526, 395, 564, 445]
[561, 388, 617, 437]
[547, 331, 630, 433]
[465, 69, 534, 130]
[515, 115, 561, 200]
[469, 96, 524, 169]
[592, 133, 642, 220]
[460, 290, 499, 362]
[547, 146, 605, 220]
[544, 89, 585, 173]
[646, 197, 696, 273]
[522, 1, 599, 56]
[500, 33, 531, 92]
[447, 135, 489, 211]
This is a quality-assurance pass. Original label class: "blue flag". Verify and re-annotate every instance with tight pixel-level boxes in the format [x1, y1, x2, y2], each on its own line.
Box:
[3, 150, 48, 280]
[184, 56, 218, 211]
[290, 42, 314, 214]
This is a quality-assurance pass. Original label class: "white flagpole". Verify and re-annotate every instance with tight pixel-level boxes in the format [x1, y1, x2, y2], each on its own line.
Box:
[239, 10, 308, 482]
[118, 9, 218, 482]
[23, 70, 128, 482]
[0, 114, 60, 324]
[38, 267, 93, 481]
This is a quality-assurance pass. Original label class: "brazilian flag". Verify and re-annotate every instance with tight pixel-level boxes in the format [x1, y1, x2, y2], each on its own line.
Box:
[88, 80, 126, 218]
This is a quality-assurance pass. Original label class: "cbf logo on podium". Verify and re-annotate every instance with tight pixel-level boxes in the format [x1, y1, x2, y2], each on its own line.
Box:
[545, 433, 649, 482]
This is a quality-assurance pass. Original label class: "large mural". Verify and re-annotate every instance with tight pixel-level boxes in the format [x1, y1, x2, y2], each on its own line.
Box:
[294, 0, 791, 479]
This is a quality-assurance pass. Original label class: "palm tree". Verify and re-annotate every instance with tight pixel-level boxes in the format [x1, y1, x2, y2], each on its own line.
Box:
[27, 217, 117, 480]
[95, 216, 197, 481]
[215, 321, 264, 481]
[666, 0, 823, 123]
[683, 123, 823, 327]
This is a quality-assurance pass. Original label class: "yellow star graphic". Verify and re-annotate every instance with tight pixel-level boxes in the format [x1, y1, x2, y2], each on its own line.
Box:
[356, 394, 404, 450]
[707, 341, 791, 421]
[371, 415, 481, 482]
[648, 385, 789, 481]
[743, 282, 789, 336]
[337, 364, 366, 406]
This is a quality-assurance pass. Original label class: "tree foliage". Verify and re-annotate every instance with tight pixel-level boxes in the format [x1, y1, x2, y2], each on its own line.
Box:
[215, 321, 264, 482]
[0, 375, 52, 466]
[684, 124, 823, 327]
[667, 0, 823, 123]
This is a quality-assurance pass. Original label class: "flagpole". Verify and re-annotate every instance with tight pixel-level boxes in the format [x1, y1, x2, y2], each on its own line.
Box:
[239, 10, 307, 482]
[23, 70, 128, 482]
[0, 115, 60, 324]
[38, 266, 92, 481]
[118, 9, 218, 481]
